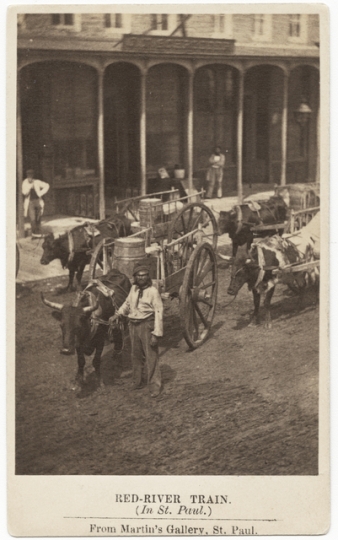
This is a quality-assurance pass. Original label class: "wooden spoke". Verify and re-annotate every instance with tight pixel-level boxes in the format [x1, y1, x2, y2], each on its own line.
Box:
[196, 260, 213, 286]
[193, 301, 208, 328]
[199, 280, 216, 290]
[168, 202, 218, 249]
[192, 214, 211, 230]
[192, 300, 199, 326]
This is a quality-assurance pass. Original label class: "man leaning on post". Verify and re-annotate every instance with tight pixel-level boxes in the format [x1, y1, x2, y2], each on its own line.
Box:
[109, 263, 163, 398]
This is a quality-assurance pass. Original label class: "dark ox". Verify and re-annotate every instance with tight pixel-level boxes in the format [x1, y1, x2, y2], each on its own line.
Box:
[40, 216, 131, 291]
[218, 196, 288, 256]
[41, 276, 130, 385]
[227, 235, 317, 328]
[40, 231, 92, 292]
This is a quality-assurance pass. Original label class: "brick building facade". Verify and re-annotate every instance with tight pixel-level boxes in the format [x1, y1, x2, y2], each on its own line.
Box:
[17, 12, 320, 222]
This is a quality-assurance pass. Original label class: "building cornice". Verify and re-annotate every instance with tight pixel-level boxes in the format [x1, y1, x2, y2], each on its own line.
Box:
[18, 35, 319, 59]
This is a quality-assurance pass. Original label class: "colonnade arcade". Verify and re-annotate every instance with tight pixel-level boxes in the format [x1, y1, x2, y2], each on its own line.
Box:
[17, 54, 319, 232]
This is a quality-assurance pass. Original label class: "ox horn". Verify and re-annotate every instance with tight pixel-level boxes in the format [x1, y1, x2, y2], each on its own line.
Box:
[234, 205, 243, 235]
[218, 253, 233, 262]
[210, 205, 220, 216]
[40, 292, 63, 311]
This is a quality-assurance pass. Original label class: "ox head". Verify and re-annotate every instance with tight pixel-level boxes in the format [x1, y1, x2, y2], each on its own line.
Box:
[40, 234, 57, 265]
[218, 209, 236, 235]
[227, 245, 258, 296]
[41, 292, 98, 355]
[218, 207, 243, 236]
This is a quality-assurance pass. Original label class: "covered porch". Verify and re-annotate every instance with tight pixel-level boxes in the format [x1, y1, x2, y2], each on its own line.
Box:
[17, 42, 319, 237]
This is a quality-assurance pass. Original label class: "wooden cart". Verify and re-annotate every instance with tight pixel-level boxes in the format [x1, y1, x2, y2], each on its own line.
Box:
[249, 183, 320, 237]
[89, 189, 218, 349]
[273, 205, 320, 293]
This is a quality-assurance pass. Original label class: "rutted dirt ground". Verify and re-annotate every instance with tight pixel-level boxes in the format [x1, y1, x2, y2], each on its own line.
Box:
[15, 263, 319, 475]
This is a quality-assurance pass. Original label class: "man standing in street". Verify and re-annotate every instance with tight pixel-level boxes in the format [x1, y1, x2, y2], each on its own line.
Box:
[206, 146, 225, 199]
[110, 263, 163, 398]
[22, 169, 50, 238]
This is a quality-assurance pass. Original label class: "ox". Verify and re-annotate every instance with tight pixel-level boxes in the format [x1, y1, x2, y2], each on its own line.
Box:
[40, 230, 92, 292]
[40, 215, 132, 291]
[218, 196, 288, 256]
[41, 270, 131, 386]
[227, 233, 319, 328]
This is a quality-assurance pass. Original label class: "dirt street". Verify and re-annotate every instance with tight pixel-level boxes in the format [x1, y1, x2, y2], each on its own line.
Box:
[15, 264, 319, 475]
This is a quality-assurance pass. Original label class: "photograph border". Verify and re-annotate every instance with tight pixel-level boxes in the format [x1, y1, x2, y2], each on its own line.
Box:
[6, 2, 332, 537]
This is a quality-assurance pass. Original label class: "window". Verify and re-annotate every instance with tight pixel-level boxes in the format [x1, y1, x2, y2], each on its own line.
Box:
[104, 13, 131, 33]
[289, 14, 301, 37]
[151, 14, 168, 31]
[52, 14, 73, 26]
[212, 14, 233, 38]
[288, 14, 307, 43]
[51, 14, 81, 31]
[150, 14, 176, 35]
[253, 14, 272, 41]
[255, 15, 264, 36]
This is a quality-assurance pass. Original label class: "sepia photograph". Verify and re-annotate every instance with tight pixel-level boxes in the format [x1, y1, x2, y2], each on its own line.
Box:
[7, 3, 330, 536]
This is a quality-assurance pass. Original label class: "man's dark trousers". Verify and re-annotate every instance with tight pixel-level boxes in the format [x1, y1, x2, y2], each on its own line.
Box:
[129, 317, 161, 391]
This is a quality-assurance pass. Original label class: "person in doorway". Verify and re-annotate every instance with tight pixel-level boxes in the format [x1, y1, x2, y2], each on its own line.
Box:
[22, 169, 50, 238]
[109, 263, 163, 398]
[206, 146, 225, 199]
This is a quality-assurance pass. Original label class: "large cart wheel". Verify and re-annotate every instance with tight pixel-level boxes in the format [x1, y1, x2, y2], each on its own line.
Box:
[180, 242, 218, 349]
[89, 237, 115, 279]
[168, 202, 218, 249]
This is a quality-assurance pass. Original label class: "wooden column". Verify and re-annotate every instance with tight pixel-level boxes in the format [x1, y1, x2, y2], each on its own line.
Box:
[140, 71, 147, 195]
[97, 69, 105, 219]
[237, 70, 244, 204]
[17, 70, 24, 238]
[280, 70, 289, 186]
[187, 71, 194, 192]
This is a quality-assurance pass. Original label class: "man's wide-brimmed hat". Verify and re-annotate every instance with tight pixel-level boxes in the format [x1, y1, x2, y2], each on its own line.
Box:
[133, 263, 150, 276]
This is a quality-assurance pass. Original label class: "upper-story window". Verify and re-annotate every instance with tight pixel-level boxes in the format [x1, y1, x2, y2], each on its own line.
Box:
[105, 14, 122, 29]
[253, 14, 272, 41]
[152, 14, 168, 31]
[288, 14, 308, 43]
[289, 14, 301, 37]
[212, 14, 233, 38]
[150, 14, 176, 35]
[51, 14, 81, 31]
[103, 13, 131, 33]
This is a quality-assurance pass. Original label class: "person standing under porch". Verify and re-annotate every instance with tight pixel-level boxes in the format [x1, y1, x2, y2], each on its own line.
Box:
[22, 169, 50, 238]
[206, 146, 225, 199]
[110, 263, 163, 398]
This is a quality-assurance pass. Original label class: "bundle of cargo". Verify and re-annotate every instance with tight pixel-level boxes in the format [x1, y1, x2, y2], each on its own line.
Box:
[275, 183, 320, 211]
